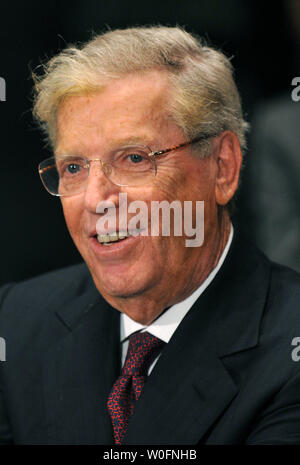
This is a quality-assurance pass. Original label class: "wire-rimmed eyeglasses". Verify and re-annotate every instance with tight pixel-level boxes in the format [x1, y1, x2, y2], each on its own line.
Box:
[38, 133, 213, 197]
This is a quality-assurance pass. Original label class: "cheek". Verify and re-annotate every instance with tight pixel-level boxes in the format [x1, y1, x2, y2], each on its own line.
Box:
[154, 156, 216, 202]
[158, 170, 212, 204]
[61, 198, 84, 239]
[147, 168, 190, 204]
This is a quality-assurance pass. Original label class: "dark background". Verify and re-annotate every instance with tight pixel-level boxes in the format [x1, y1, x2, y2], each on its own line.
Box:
[0, 0, 299, 285]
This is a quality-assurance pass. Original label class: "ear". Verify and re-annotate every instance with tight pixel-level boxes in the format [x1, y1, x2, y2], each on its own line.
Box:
[214, 131, 242, 206]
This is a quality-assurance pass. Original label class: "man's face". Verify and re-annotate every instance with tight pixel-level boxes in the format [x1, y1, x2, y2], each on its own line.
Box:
[56, 71, 221, 319]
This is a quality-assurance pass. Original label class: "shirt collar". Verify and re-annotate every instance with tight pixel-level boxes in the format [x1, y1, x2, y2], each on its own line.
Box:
[121, 224, 234, 343]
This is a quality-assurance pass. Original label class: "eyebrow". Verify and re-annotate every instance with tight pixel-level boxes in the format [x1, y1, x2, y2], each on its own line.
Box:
[55, 136, 155, 158]
[110, 136, 153, 147]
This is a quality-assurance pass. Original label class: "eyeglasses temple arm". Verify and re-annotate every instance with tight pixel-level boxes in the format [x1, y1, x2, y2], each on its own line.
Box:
[148, 133, 215, 158]
[39, 164, 56, 174]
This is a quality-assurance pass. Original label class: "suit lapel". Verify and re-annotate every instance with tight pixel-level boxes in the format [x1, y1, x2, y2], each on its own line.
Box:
[123, 301, 238, 445]
[124, 229, 271, 444]
[42, 284, 121, 444]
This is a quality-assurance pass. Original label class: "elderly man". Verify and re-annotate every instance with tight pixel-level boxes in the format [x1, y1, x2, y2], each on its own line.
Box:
[1, 26, 300, 445]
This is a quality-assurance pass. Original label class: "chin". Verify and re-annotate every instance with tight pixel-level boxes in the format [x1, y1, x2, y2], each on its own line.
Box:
[90, 265, 157, 300]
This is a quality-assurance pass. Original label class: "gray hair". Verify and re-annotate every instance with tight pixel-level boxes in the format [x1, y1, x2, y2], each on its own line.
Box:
[32, 26, 249, 158]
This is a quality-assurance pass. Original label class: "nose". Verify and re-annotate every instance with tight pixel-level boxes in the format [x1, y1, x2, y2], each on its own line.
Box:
[83, 159, 121, 212]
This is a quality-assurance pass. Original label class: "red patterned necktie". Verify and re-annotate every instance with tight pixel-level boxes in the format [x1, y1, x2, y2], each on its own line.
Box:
[107, 331, 165, 445]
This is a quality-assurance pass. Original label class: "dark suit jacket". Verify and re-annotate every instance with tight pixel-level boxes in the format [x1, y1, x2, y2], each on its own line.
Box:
[1, 231, 300, 445]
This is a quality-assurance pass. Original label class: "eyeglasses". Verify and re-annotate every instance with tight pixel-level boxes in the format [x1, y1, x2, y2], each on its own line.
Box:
[38, 134, 213, 197]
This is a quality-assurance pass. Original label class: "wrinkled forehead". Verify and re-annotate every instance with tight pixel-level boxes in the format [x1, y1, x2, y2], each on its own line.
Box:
[58, 71, 173, 125]
[55, 71, 183, 155]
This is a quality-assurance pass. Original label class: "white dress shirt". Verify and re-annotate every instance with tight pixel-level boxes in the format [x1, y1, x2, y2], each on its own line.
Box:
[120, 224, 234, 374]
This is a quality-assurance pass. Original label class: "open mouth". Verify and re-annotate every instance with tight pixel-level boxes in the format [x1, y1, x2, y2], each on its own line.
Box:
[96, 232, 131, 246]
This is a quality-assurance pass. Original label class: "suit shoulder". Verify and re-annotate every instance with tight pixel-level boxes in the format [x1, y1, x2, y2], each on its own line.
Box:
[0, 262, 93, 319]
[0, 263, 103, 366]
[263, 260, 300, 333]
[270, 260, 300, 295]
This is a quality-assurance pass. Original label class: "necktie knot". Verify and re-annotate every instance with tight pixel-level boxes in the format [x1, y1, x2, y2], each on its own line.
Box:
[122, 331, 165, 377]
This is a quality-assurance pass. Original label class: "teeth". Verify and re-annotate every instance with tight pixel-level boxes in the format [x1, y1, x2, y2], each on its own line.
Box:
[97, 232, 130, 244]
